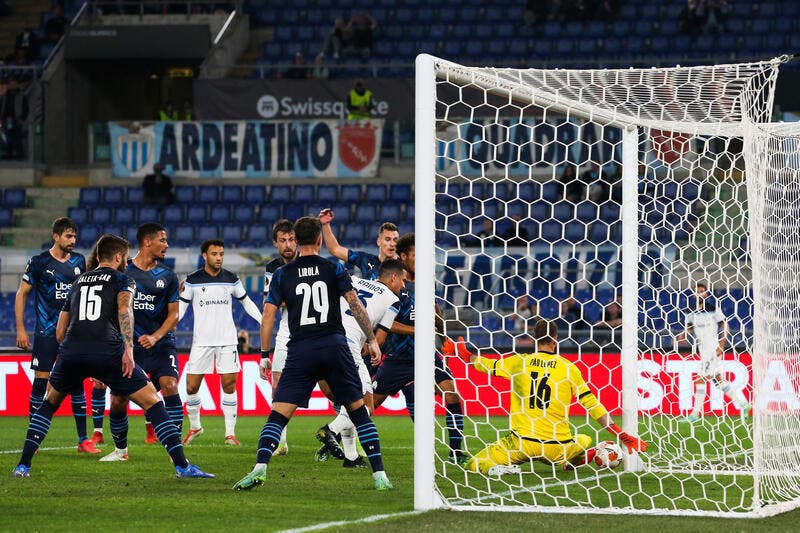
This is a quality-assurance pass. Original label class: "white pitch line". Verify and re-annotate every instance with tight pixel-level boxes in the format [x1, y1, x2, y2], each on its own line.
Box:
[0, 445, 77, 454]
[277, 510, 424, 533]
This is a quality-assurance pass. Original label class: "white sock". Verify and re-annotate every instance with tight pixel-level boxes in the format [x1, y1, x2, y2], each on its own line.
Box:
[341, 426, 359, 461]
[221, 392, 238, 436]
[691, 383, 706, 417]
[280, 427, 287, 445]
[718, 381, 748, 408]
[186, 393, 202, 430]
[328, 407, 352, 435]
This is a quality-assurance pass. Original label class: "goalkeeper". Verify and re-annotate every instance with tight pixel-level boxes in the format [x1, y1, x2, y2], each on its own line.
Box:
[442, 319, 648, 475]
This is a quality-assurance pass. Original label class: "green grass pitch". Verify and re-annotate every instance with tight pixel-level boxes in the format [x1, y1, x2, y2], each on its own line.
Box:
[0, 415, 798, 532]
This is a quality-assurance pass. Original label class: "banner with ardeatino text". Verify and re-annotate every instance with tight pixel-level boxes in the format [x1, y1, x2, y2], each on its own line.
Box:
[109, 119, 383, 179]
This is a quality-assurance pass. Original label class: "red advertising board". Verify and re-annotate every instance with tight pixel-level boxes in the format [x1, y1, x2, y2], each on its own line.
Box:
[5, 351, 794, 417]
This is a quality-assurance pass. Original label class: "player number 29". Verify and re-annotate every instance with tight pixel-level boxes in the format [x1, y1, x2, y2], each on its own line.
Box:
[296, 281, 329, 325]
[78, 285, 103, 321]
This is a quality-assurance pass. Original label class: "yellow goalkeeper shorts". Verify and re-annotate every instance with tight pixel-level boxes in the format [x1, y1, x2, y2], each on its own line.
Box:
[465, 432, 593, 475]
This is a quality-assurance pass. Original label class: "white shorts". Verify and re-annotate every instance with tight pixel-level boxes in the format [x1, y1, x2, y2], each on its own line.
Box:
[272, 337, 289, 373]
[187, 345, 240, 375]
[348, 342, 373, 395]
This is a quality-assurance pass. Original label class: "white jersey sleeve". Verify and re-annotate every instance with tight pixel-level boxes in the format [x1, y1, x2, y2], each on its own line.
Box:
[340, 277, 400, 349]
[232, 276, 247, 299]
[377, 301, 400, 331]
[185, 269, 242, 346]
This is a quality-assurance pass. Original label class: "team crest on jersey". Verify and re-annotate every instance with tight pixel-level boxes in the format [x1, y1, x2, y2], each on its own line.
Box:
[74, 267, 81, 275]
[156, 279, 165, 288]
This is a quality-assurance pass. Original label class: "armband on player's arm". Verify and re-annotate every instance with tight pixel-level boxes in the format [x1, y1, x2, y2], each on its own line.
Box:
[261, 349, 272, 360]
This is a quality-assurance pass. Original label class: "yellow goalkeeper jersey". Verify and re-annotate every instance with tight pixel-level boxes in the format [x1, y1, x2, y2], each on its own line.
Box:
[473, 350, 608, 442]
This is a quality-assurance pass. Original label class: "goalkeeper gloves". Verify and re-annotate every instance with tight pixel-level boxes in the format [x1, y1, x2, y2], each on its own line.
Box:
[441, 336, 474, 363]
[606, 423, 649, 454]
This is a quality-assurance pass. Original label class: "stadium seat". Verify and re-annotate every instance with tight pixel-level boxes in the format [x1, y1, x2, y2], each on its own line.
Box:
[564, 221, 587, 243]
[174, 186, 196, 204]
[126, 187, 144, 204]
[294, 185, 314, 203]
[197, 225, 219, 242]
[103, 187, 125, 205]
[233, 204, 256, 224]
[103, 224, 124, 238]
[186, 205, 207, 223]
[317, 185, 338, 203]
[79, 224, 101, 248]
[552, 201, 575, 221]
[378, 203, 401, 222]
[283, 204, 307, 221]
[244, 185, 266, 205]
[91, 207, 112, 225]
[539, 221, 562, 242]
[270, 185, 292, 203]
[389, 183, 411, 202]
[354, 204, 377, 223]
[258, 205, 282, 224]
[340, 184, 362, 202]
[244, 225, 269, 247]
[125, 226, 138, 244]
[162, 205, 184, 225]
[222, 224, 244, 246]
[221, 185, 243, 203]
[198, 186, 219, 204]
[172, 225, 195, 247]
[365, 184, 387, 202]
[79, 187, 100, 205]
[210, 205, 231, 224]
[67, 207, 89, 225]
[0, 207, 13, 227]
[342, 224, 367, 243]
[138, 205, 160, 223]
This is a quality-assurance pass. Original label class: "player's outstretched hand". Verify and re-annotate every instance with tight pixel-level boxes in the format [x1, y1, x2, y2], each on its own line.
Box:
[121, 346, 134, 378]
[442, 336, 473, 362]
[319, 208, 334, 225]
[619, 432, 649, 454]
[258, 357, 271, 380]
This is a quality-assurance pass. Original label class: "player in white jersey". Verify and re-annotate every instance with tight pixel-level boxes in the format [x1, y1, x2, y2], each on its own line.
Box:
[314, 259, 407, 467]
[261, 219, 297, 454]
[680, 282, 750, 422]
[179, 239, 262, 445]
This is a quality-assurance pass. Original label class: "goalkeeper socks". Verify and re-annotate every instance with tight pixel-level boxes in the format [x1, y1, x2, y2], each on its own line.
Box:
[109, 409, 128, 450]
[163, 394, 184, 433]
[146, 403, 188, 468]
[221, 392, 238, 436]
[446, 402, 465, 453]
[402, 383, 415, 421]
[20, 400, 58, 467]
[348, 404, 384, 472]
[71, 390, 88, 442]
[29, 377, 47, 420]
[328, 407, 351, 435]
[91, 386, 106, 431]
[256, 411, 290, 464]
[691, 382, 706, 416]
[186, 393, 202, 430]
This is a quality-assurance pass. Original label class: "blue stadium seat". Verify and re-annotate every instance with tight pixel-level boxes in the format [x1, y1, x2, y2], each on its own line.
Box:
[0, 207, 13, 227]
[67, 206, 89, 225]
[378, 204, 402, 222]
[79, 187, 100, 205]
[178, 205, 201, 225]
[552, 201, 574, 221]
[244, 185, 266, 205]
[103, 187, 125, 205]
[342, 223, 367, 243]
[222, 224, 244, 246]
[283, 204, 307, 221]
[92, 207, 112, 225]
[365, 184, 387, 202]
[328, 204, 352, 223]
[103, 224, 123, 238]
[233, 204, 255, 224]
[340, 184, 362, 202]
[294, 185, 314, 203]
[198, 186, 219, 204]
[317, 185, 338, 203]
[405, 203, 415, 222]
[221, 185, 243, 203]
[564, 221, 587, 243]
[575, 202, 597, 222]
[244, 225, 269, 247]
[125, 226, 138, 244]
[210, 205, 231, 224]
[126, 187, 144, 204]
[197, 225, 219, 243]
[258, 205, 282, 224]
[599, 203, 620, 222]
[79, 224, 101, 248]
[539, 221, 562, 242]
[397, 222, 413, 235]
[162, 205, 184, 225]
[172, 224, 195, 247]
[589, 221, 611, 243]
[138, 205, 160, 223]
[270, 185, 291, 203]
[354, 204, 377, 222]
[174, 185, 196, 204]
[541, 182, 561, 201]
[389, 183, 411, 202]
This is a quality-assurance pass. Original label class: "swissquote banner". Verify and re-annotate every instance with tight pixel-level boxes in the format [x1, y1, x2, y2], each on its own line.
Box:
[5, 351, 798, 417]
[109, 119, 384, 178]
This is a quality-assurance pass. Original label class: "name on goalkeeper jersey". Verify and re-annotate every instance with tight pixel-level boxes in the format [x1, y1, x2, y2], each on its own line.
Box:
[529, 357, 558, 369]
[298, 266, 319, 277]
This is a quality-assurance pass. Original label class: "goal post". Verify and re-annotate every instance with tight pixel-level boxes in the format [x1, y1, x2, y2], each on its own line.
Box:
[414, 53, 800, 517]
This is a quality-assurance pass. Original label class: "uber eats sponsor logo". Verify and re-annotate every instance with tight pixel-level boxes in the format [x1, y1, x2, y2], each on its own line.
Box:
[257, 95, 389, 119]
[55, 282, 72, 300]
[134, 292, 156, 311]
[198, 298, 230, 308]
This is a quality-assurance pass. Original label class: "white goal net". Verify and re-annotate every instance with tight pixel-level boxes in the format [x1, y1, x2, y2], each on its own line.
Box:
[414, 54, 800, 517]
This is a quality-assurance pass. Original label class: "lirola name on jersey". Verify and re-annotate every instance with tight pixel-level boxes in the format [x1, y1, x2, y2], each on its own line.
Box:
[198, 298, 230, 308]
[133, 292, 157, 311]
[55, 281, 72, 300]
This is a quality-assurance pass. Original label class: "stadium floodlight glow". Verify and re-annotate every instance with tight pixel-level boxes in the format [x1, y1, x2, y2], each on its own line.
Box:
[415, 53, 800, 517]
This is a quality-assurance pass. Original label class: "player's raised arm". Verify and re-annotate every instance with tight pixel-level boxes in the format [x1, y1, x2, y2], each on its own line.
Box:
[319, 208, 350, 262]
[118, 289, 135, 378]
[259, 302, 278, 379]
[14, 280, 33, 350]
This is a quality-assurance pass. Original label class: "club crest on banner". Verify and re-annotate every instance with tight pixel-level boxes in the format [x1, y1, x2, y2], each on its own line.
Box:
[117, 133, 153, 173]
[338, 121, 377, 172]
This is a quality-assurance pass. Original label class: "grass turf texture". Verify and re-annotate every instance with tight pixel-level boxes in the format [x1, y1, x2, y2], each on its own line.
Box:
[0, 415, 796, 532]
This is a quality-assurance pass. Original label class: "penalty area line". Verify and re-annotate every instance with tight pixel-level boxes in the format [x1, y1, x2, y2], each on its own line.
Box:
[277, 510, 425, 533]
[0, 445, 78, 454]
